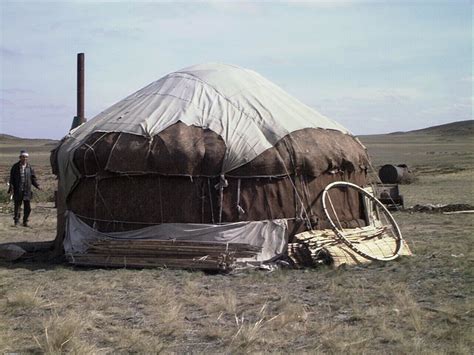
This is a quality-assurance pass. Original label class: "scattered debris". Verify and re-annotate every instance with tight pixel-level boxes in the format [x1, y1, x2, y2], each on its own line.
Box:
[443, 210, 474, 215]
[406, 203, 474, 213]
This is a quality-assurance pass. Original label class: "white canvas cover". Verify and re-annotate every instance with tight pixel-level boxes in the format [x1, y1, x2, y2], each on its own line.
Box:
[57, 63, 350, 197]
[64, 211, 288, 262]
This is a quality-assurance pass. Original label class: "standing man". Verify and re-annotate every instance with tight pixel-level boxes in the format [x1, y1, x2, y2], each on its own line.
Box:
[8, 150, 40, 227]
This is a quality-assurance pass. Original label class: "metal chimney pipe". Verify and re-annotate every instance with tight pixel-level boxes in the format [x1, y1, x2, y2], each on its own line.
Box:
[71, 53, 86, 130]
[77, 53, 85, 123]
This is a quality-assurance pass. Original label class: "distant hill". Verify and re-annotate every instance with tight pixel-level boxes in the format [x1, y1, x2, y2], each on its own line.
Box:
[0, 134, 58, 145]
[0, 134, 21, 141]
[0, 135, 59, 167]
[389, 120, 473, 136]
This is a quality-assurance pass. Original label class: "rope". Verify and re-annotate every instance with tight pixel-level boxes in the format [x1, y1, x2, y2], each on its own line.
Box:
[72, 212, 301, 225]
[95, 180, 115, 221]
[82, 132, 110, 175]
[158, 176, 164, 223]
[300, 175, 315, 230]
[219, 186, 224, 223]
[273, 140, 312, 228]
[208, 178, 215, 224]
[74, 213, 161, 225]
[263, 182, 274, 220]
[236, 178, 245, 215]
[201, 181, 205, 223]
[93, 176, 98, 229]
[236, 178, 241, 210]
[214, 175, 228, 224]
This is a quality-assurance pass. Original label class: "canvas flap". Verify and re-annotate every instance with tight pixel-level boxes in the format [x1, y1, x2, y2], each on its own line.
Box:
[64, 211, 288, 262]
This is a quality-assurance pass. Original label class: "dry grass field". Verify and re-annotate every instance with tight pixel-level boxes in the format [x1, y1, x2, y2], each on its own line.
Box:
[0, 123, 473, 354]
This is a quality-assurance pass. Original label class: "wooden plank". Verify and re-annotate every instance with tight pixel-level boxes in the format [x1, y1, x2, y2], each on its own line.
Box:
[68, 254, 232, 271]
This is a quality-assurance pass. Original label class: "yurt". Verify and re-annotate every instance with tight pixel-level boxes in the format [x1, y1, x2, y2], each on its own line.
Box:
[51, 63, 370, 264]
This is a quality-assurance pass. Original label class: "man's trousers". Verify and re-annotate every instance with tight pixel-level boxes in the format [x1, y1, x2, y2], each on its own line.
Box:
[13, 199, 31, 225]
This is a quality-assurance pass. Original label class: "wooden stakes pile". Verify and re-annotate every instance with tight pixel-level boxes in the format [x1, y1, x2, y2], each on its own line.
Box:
[67, 239, 261, 271]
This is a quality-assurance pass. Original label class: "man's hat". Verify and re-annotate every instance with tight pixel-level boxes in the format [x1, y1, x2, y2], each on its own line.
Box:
[20, 150, 29, 157]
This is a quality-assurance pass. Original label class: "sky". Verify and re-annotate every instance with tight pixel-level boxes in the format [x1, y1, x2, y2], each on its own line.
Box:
[0, 0, 472, 139]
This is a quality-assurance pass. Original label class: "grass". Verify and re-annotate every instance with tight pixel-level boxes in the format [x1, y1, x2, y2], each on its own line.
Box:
[33, 313, 97, 354]
[5, 287, 50, 313]
[0, 247, 472, 353]
[359, 132, 474, 174]
[0, 131, 473, 353]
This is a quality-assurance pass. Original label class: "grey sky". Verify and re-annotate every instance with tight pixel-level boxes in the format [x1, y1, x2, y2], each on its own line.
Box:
[0, 1, 472, 139]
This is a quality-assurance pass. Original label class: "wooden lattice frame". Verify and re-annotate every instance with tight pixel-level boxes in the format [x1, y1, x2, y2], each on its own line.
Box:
[321, 181, 403, 261]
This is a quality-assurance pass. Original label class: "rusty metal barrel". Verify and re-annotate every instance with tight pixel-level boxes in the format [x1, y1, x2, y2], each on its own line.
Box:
[378, 164, 411, 184]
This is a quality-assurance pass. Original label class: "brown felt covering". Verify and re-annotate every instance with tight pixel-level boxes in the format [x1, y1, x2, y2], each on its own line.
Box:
[73, 123, 226, 177]
[72, 122, 368, 177]
[68, 172, 367, 237]
[54, 122, 370, 249]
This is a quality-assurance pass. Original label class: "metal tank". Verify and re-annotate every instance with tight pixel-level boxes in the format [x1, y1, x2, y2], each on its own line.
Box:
[378, 164, 412, 184]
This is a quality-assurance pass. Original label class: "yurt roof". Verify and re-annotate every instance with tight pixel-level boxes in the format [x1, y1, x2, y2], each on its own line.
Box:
[57, 63, 356, 196]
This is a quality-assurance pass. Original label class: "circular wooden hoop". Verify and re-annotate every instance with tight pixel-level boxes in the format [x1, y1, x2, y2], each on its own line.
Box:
[321, 181, 403, 261]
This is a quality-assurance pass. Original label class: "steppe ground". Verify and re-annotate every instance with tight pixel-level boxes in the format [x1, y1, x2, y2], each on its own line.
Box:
[0, 131, 472, 354]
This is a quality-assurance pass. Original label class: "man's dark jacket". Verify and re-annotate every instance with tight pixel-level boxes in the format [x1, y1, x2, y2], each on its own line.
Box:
[8, 162, 39, 201]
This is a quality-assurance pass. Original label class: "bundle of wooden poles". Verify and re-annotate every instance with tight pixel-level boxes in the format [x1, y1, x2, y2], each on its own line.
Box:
[288, 225, 412, 268]
[67, 239, 261, 271]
